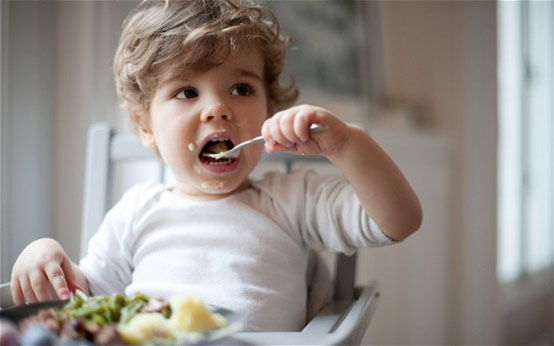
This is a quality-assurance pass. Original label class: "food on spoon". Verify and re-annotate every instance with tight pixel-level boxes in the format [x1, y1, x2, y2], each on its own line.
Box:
[202, 139, 233, 155]
[199, 138, 238, 163]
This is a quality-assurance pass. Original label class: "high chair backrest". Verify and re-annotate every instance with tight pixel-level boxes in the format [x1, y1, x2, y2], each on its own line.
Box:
[77, 122, 379, 345]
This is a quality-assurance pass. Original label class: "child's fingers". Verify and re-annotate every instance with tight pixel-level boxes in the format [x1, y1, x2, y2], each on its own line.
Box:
[29, 270, 53, 302]
[10, 278, 25, 305]
[278, 112, 304, 144]
[60, 256, 83, 294]
[264, 111, 292, 147]
[268, 121, 293, 148]
[67, 280, 84, 295]
[44, 262, 71, 300]
[18, 276, 38, 304]
[292, 112, 313, 143]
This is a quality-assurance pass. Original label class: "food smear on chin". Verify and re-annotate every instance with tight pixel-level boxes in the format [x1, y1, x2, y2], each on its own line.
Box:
[201, 181, 225, 192]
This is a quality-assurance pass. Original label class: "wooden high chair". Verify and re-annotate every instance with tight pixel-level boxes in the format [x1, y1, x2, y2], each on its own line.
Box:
[0, 122, 380, 345]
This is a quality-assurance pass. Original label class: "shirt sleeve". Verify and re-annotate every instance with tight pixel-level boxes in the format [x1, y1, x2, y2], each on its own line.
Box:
[256, 169, 397, 254]
[79, 183, 158, 296]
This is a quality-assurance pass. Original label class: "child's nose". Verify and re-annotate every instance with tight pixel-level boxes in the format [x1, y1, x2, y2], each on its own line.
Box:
[200, 103, 233, 122]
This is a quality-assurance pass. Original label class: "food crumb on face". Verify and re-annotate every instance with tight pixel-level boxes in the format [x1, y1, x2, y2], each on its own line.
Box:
[188, 143, 196, 152]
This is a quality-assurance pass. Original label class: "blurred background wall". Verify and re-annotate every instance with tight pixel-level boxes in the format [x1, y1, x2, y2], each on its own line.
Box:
[1, 1, 552, 345]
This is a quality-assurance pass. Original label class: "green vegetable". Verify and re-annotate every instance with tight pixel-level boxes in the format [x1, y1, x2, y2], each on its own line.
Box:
[57, 292, 151, 327]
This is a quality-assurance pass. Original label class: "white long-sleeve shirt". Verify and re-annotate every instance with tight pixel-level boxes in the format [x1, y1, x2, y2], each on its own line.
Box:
[79, 169, 393, 331]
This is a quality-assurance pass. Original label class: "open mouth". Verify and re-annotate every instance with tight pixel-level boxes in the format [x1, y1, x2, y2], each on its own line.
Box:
[199, 138, 237, 165]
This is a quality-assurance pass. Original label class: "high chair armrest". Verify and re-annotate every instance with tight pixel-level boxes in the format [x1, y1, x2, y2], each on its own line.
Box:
[0, 282, 14, 309]
[228, 280, 379, 345]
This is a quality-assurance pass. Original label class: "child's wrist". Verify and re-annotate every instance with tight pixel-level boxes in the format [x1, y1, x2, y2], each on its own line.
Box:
[326, 123, 363, 161]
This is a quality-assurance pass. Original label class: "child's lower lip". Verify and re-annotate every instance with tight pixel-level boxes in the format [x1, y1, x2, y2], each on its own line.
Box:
[198, 156, 240, 173]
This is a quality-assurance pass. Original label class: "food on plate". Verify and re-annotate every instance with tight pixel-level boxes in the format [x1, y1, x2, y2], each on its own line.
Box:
[117, 312, 173, 344]
[0, 291, 232, 345]
[168, 295, 226, 332]
[118, 295, 227, 344]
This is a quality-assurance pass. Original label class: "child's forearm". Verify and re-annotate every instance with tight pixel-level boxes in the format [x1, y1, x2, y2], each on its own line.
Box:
[327, 125, 422, 241]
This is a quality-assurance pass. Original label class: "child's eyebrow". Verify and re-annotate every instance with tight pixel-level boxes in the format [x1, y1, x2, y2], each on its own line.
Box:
[235, 69, 264, 83]
[157, 69, 263, 88]
[157, 76, 191, 89]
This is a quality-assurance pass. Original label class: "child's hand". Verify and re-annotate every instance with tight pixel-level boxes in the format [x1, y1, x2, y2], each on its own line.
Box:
[10, 238, 84, 305]
[261, 105, 349, 157]
[264, 104, 422, 241]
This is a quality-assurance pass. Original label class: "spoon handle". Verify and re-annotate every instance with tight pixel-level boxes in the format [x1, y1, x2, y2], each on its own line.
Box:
[234, 123, 327, 151]
[207, 123, 328, 159]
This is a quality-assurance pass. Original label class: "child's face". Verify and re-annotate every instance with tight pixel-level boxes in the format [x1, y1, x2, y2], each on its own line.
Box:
[140, 47, 269, 199]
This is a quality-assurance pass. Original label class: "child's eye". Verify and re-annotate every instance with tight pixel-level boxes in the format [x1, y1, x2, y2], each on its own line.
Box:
[231, 83, 254, 97]
[175, 87, 198, 99]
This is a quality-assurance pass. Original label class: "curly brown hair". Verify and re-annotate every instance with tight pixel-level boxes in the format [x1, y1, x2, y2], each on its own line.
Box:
[114, 0, 298, 133]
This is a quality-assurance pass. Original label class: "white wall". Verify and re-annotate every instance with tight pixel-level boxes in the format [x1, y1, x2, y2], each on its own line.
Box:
[0, 0, 5, 284]
[52, 0, 136, 261]
[1, 1, 520, 344]
[363, 1, 498, 343]
[361, 131, 451, 344]
[1, 1, 55, 282]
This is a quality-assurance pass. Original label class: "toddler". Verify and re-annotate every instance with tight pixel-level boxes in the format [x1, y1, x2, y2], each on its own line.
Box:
[11, 0, 422, 332]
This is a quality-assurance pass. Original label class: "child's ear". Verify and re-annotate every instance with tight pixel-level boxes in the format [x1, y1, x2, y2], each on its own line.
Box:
[139, 126, 157, 149]
[133, 110, 156, 149]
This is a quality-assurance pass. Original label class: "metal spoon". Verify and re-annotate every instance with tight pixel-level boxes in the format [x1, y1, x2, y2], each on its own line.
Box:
[203, 123, 328, 159]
